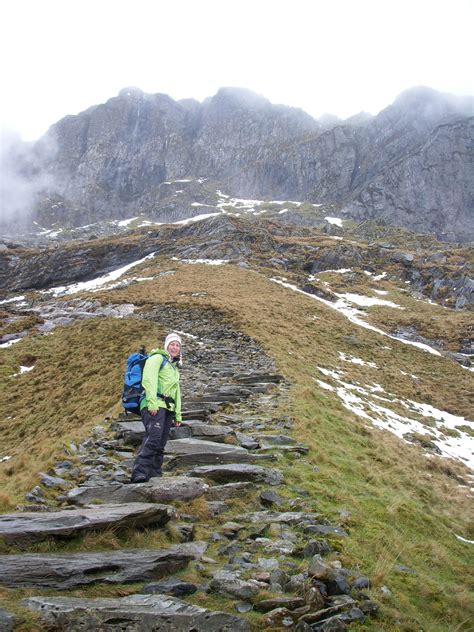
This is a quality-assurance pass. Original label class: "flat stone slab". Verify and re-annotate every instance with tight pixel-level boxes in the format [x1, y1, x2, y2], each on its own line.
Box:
[113, 421, 235, 446]
[0, 542, 208, 589]
[166, 450, 274, 470]
[66, 477, 208, 506]
[165, 439, 247, 456]
[210, 570, 264, 600]
[206, 482, 254, 501]
[171, 422, 235, 443]
[253, 434, 296, 445]
[187, 464, 284, 485]
[242, 511, 320, 524]
[233, 373, 284, 384]
[0, 503, 176, 546]
[23, 594, 250, 631]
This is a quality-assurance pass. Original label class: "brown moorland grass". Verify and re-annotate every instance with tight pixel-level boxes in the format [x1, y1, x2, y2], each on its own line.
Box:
[0, 317, 163, 507]
[95, 262, 473, 630]
[1, 261, 473, 630]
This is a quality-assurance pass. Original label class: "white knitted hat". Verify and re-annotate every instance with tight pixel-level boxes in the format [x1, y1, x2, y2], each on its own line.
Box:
[164, 333, 182, 365]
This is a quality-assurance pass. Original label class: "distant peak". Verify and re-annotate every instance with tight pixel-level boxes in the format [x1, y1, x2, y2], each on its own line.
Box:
[209, 87, 270, 109]
[118, 87, 145, 99]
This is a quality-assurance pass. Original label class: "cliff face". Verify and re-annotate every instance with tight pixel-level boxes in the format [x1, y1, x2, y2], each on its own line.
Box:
[17, 87, 474, 240]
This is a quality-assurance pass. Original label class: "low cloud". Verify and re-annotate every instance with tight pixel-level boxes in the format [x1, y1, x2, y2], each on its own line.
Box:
[0, 128, 57, 234]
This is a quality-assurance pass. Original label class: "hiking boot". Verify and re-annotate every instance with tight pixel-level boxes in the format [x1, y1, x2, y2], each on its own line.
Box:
[130, 477, 148, 484]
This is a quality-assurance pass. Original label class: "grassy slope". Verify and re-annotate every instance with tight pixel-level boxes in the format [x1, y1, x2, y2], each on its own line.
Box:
[1, 260, 473, 630]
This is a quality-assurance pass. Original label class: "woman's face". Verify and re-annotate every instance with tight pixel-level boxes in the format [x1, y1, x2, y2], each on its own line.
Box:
[167, 341, 181, 358]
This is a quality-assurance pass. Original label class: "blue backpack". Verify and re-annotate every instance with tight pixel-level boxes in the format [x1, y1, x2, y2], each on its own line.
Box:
[122, 348, 167, 416]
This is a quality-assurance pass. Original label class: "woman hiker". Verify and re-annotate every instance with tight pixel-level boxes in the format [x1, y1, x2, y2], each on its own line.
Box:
[130, 333, 182, 483]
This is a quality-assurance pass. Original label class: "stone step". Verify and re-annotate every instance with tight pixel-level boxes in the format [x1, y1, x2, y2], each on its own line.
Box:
[0, 503, 176, 546]
[23, 594, 250, 631]
[166, 451, 276, 471]
[66, 477, 208, 506]
[233, 373, 284, 384]
[165, 439, 248, 456]
[186, 464, 284, 485]
[113, 421, 236, 446]
[0, 542, 208, 589]
[253, 434, 296, 446]
[206, 482, 254, 501]
[170, 422, 235, 443]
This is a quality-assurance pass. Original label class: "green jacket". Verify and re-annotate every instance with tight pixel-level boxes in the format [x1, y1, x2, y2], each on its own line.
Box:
[139, 348, 182, 421]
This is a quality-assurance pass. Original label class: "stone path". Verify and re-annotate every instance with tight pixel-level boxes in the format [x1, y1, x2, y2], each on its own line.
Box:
[0, 307, 378, 630]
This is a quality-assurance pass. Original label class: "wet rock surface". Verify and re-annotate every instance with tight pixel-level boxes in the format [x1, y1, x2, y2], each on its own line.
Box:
[0, 542, 207, 589]
[23, 594, 251, 631]
[0, 503, 176, 546]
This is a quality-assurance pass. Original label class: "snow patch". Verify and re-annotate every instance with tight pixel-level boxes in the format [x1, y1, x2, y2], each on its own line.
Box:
[324, 216, 343, 227]
[0, 338, 22, 348]
[117, 217, 138, 227]
[339, 352, 377, 368]
[314, 368, 474, 469]
[174, 212, 221, 225]
[0, 295, 26, 305]
[270, 278, 442, 356]
[337, 293, 403, 309]
[173, 257, 228, 266]
[455, 534, 474, 544]
[44, 253, 156, 297]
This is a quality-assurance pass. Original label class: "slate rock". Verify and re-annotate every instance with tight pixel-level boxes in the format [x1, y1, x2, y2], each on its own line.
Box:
[206, 482, 253, 501]
[262, 607, 295, 627]
[301, 539, 333, 557]
[210, 570, 263, 600]
[23, 594, 250, 631]
[243, 511, 319, 524]
[0, 542, 207, 589]
[142, 576, 197, 597]
[0, 503, 176, 545]
[260, 489, 285, 506]
[187, 463, 283, 485]
[304, 524, 348, 537]
[66, 476, 208, 505]
[167, 451, 273, 470]
[39, 472, 71, 488]
[165, 439, 247, 456]
[308, 554, 332, 579]
[351, 576, 370, 590]
[0, 611, 15, 632]
[255, 596, 306, 613]
[326, 573, 351, 595]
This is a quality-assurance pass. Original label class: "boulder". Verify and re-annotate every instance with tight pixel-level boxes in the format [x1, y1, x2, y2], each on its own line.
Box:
[23, 594, 250, 631]
[0, 542, 207, 589]
[0, 503, 175, 545]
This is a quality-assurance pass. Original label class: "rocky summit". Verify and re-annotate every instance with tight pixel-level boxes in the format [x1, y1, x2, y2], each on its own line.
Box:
[2, 85, 473, 241]
[0, 86, 473, 632]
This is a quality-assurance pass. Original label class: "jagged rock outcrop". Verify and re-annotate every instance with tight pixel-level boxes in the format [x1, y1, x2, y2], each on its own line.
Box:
[3, 85, 471, 240]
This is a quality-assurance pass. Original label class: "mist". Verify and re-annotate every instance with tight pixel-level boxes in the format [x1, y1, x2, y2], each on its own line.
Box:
[0, 128, 56, 234]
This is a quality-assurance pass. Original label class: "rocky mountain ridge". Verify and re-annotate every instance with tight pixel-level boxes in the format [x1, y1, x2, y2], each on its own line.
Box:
[3, 86, 473, 241]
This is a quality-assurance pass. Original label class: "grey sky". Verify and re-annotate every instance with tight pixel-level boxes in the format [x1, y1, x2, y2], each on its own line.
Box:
[1, 0, 473, 140]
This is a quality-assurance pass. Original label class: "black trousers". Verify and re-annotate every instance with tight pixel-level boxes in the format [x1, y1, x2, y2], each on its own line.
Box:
[131, 407, 174, 482]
